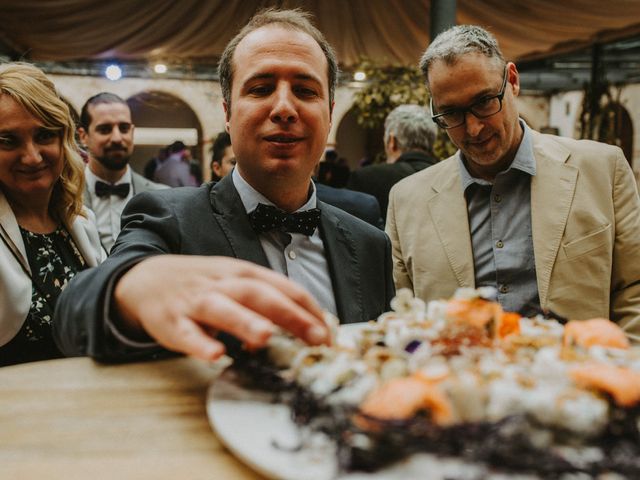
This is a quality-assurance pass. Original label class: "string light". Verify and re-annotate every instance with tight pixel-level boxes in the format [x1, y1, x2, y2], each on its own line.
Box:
[353, 71, 366, 81]
[105, 64, 122, 81]
[154, 63, 167, 74]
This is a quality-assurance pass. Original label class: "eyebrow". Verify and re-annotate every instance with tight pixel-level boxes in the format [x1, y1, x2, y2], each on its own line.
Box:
[95, 122, 131, 127]
[436, 87, 497, 112]
[242, 72, 323, 86]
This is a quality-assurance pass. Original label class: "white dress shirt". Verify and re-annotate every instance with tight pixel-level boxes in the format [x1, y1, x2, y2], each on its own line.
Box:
[232, 168, 338, 316]
[84, 165, 133, 253]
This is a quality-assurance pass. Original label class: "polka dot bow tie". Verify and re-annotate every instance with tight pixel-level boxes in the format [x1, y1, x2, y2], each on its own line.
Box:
[248, 203, 321, 236]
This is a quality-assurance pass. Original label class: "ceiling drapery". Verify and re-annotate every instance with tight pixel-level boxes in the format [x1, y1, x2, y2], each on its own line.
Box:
[1, 0, 640, 67]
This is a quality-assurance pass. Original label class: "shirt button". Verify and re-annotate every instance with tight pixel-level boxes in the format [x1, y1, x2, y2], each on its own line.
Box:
[499, 284, 509, 294]
[494, 194, 502, 203]
[496, 240, 504, 248]
[288, 250, 297, 260]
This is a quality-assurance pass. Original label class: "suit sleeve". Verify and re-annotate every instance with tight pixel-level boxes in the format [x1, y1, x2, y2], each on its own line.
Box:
[609, 150, 640, 341]
[385, 184, 414, 292]
[53, 191, 181, 362]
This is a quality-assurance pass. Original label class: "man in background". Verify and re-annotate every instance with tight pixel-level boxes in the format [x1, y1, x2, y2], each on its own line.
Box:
[210, 131, 236, 181]
[314, 162, 383, 229]
[79, 92, 167, 252]
[348, 104, 438, 220]
[387, 25, 640, 340]
[153, 140, 199, 187]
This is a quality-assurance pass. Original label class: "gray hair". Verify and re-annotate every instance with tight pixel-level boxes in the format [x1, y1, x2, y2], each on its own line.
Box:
[419, 25, 505, 84]
[384, 105, 436, 153]
[218, 8, 338, 113]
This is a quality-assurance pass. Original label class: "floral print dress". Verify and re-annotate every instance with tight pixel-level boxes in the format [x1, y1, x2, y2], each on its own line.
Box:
[0, 226, 85, 366]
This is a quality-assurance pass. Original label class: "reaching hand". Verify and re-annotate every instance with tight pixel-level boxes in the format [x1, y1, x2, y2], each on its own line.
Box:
[113, 255, 330, 361]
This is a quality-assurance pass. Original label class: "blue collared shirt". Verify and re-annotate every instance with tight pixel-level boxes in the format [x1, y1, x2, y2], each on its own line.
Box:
[232, 168, 338, 316]
[458, 120, 540, 313]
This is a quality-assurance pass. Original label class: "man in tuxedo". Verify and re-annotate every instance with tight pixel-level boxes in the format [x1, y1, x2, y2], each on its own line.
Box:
[79, 93, 167, 252]
[348, 104, 438, 221]
[387, 25, 640, 340]
[54, 9, 394, 362]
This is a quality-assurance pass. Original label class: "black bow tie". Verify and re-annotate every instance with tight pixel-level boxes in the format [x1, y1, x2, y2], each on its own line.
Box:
[248, 203, 321, 236]
[95, 181, 130, 198]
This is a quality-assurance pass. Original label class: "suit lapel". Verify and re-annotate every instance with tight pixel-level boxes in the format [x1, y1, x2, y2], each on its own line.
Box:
[83, 183, 91, 206]
[208, 176, 271, 268]
[427, 160, 475, 287]
[0, 191, 29, 272]
[66, 216, 100, 267]
[318, 201, 361, 321]
[130, 171, 144, 194]
[530, 133, 577, 307]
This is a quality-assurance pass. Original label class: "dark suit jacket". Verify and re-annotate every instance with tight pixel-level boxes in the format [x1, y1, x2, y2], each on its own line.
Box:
[348, 151, 437, 221]
[315, 182, 383, 229]
[53, 175, 395, 361]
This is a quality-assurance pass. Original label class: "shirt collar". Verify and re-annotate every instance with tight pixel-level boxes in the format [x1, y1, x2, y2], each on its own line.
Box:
[84, 164, 132, 189]
[231, 167, 317, 213]
[458, 119, 536, 191]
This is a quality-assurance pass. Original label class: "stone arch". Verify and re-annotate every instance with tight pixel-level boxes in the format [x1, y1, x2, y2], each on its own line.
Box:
[334, 105, 384, 170]
[126, 90, 204, 177]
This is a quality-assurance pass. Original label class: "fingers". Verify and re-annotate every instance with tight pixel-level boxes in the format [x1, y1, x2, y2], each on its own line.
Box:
[113, 255, 332, 361]
[190, 288, 275, 349]
[215, 259, 329, 344]
[228, 259, 326, 319]
[190, 277, 329, 346]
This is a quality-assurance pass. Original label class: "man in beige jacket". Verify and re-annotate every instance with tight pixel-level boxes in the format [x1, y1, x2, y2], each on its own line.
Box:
[387, 25, 640, 340]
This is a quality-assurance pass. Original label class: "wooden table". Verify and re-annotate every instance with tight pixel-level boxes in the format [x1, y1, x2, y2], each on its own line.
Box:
[0, 357, 262, 480]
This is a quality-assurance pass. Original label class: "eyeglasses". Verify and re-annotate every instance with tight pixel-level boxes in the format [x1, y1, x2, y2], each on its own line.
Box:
[430, 66, 508, 129]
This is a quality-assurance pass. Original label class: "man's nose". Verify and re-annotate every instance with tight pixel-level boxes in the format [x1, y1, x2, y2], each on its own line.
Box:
[465, 111, 484, 137]
[270, 86, 298, 124]
[110, 126, 123, 142]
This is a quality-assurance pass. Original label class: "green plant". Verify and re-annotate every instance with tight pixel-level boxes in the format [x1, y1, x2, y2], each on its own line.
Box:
[352, 60, 429, 130]
[352, 60, 456, 160]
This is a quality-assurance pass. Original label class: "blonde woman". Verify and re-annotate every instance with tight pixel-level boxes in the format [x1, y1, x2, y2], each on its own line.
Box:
[0, 63, 104, 366]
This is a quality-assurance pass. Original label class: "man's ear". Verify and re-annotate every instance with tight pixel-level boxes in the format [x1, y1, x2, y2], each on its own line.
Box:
[508, 62, 520, 97]
[329, 100, 335, 127]
[223, 102, 231, 132]
[388, 135, 398, 153]
[212, 161, 222, 177]
[77, 127, 88, 146]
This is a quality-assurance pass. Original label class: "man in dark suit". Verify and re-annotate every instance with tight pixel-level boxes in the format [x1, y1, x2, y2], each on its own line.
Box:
[315, 181, 383, 229]
[348, 104, 438, 221]
[53, 9, 394, 362]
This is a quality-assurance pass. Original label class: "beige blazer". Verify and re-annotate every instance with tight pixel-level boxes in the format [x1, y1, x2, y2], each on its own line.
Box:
[0, 192, 105, 346]
[387, 131, 640, 341]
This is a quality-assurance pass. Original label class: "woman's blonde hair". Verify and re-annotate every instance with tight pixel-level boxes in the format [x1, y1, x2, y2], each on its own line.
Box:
[0, 62, 85, 225]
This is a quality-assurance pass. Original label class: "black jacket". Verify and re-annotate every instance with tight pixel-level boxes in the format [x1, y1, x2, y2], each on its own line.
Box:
[53, 175, 394, 362]
[348, 151, 438, 221]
